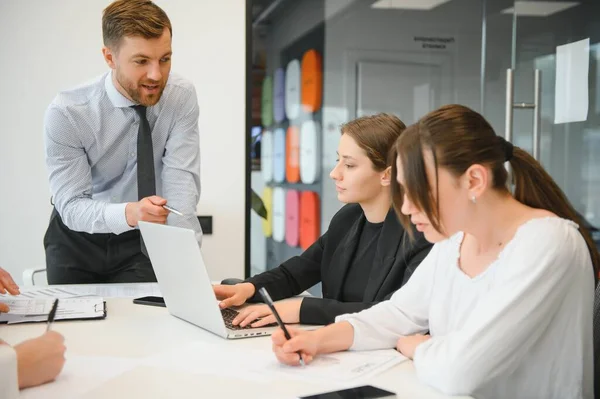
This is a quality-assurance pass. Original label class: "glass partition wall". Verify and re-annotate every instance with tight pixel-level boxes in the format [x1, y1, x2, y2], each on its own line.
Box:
[247, 0, 600, 287]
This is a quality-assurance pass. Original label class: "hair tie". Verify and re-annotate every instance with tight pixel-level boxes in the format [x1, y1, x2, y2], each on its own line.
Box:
[497, 136, 514, 162]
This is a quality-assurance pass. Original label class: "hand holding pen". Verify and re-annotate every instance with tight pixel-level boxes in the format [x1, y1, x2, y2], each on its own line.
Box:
[259, 287, 315, 367]
[125, 196, 183, 227]
[46, 299, 59, 332]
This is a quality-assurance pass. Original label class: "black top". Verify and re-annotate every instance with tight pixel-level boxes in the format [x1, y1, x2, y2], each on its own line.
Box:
[245, 203, 433, 325]
[341, 220, 384, 302]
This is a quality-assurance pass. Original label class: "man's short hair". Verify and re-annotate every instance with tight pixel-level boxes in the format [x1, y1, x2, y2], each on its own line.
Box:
[102, 0, 172, 50]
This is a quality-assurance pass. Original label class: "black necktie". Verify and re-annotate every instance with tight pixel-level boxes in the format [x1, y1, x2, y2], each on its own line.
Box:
[133, 105, 155, 256]
[134, 105, 156, 199]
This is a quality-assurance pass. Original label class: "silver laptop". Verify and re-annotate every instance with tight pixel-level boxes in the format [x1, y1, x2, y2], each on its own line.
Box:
[138, 221, 277, 339]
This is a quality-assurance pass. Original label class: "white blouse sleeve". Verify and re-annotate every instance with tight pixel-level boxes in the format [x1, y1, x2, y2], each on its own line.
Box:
[0, 343, 19, 399]
[335, 240, 443, 351]
[413, 220, 594, 395]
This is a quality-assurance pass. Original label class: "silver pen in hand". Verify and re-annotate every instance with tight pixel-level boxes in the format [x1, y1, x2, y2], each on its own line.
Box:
[162, 204, 183, 216]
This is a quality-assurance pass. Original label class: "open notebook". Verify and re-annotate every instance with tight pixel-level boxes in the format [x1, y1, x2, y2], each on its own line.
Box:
[0, 297, 106, 324]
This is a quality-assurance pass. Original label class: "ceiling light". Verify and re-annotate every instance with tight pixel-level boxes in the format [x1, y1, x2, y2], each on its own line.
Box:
[371, 0, 452, 11]
[501, 1, 579, 17]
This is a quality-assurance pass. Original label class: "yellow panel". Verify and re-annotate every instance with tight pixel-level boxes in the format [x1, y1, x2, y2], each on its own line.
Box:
[262, 186, 273, 237]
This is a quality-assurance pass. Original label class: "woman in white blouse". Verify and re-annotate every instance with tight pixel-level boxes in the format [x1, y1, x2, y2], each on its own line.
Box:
[270, 104, 599, 399]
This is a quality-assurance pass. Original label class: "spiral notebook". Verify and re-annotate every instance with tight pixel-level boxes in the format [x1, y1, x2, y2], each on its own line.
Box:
[0, 297, 106, 324]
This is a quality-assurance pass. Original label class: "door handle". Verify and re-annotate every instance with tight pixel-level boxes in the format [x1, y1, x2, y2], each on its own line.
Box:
[505, 68, 542, 161]
[532, 69, 541, 161]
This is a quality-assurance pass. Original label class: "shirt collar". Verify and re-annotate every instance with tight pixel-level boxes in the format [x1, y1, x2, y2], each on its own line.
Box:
[104, 71, 136, 108]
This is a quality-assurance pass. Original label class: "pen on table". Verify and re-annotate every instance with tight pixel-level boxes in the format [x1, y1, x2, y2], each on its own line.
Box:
[162, 204, 183, 216]
[258, 287, 305, 367]
[46, 298, 59, 332]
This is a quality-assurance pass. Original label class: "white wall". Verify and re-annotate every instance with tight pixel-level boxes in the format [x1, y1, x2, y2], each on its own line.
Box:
[0, 0, 247, 284]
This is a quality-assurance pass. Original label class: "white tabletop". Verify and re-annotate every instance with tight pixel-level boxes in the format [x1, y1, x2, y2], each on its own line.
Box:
[2, 296, 472, 399]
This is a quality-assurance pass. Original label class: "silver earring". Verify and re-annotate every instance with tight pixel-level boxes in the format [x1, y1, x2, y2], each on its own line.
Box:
[471, 195, 477, 204]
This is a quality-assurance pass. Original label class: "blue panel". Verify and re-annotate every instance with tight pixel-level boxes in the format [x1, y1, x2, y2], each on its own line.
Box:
[273, 127, 286, 183]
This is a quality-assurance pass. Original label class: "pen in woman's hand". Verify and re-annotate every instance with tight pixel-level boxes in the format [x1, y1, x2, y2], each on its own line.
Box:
[258, 287, 305, 366]
[46, 299, 59, 332]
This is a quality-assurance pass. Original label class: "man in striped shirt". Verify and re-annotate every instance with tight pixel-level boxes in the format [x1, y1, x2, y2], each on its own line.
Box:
[43, 0, 202, 284]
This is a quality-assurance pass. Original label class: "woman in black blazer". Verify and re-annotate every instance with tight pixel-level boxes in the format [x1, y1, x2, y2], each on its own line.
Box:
[214, 113, 432, 326]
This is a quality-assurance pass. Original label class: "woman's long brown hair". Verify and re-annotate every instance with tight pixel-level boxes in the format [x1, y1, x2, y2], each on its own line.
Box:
[390, 104, 599, 276]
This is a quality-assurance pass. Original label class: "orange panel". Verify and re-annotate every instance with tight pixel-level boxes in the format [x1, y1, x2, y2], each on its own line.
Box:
[301, 49, 323, 113]
[299, 191, 320, 250]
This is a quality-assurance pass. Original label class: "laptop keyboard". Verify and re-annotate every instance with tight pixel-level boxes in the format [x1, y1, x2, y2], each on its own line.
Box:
[221, 308, 278, 330]
[221, 308, 253, 330]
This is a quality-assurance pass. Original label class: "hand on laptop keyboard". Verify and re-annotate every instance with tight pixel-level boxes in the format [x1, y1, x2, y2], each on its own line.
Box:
[221, 308, 253, 330]
[232, 300, 302, 328]
[221, 308, 277, 330]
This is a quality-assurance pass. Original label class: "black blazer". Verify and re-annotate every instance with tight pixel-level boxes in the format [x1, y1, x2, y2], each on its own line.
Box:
[246, 203, 432, 325]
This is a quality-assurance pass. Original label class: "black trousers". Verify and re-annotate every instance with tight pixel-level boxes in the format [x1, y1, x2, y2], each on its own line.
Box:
[44, 209, 157, 284]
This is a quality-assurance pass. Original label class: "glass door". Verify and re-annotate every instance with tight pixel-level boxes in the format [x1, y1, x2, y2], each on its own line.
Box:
[487, 0, 600, 244]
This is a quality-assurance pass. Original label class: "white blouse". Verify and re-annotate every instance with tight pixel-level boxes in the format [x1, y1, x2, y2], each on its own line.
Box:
[337, 218, 594, 399]
[0, 344, 18, 399]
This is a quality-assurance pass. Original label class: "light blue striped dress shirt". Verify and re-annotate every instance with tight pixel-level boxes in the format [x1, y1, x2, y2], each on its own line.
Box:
[44, 71, 202, 244]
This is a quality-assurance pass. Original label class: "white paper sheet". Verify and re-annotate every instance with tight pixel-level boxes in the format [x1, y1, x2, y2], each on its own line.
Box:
[555, 38, 590, 124]
[266, 349, 407, 383]
[20, 355, 141, 399]
[142, 341, 406, 384]
[7, 286, 89, 299]
[14, 283, 161, 299]
[0, 297, 105, 324]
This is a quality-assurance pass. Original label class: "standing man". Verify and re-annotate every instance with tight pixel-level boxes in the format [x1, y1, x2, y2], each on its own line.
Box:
[44, 0, 202, 284]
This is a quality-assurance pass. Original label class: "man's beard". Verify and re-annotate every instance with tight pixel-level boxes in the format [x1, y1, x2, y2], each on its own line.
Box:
[116, 70, 165, 106]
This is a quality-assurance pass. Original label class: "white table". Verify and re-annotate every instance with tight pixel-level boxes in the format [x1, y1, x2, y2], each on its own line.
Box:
[2, 297, 471, 399]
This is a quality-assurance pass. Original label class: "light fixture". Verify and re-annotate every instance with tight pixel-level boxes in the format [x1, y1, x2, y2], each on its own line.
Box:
[371, 0, 452, 11]
[501, 1, 579, 17]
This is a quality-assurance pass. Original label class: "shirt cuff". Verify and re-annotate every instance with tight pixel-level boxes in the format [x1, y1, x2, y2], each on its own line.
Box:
[334, 314, 360, 350]
[412, 337, 433, 364]
[299, 297, 322, 325]
[104, 203, 134, 235]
